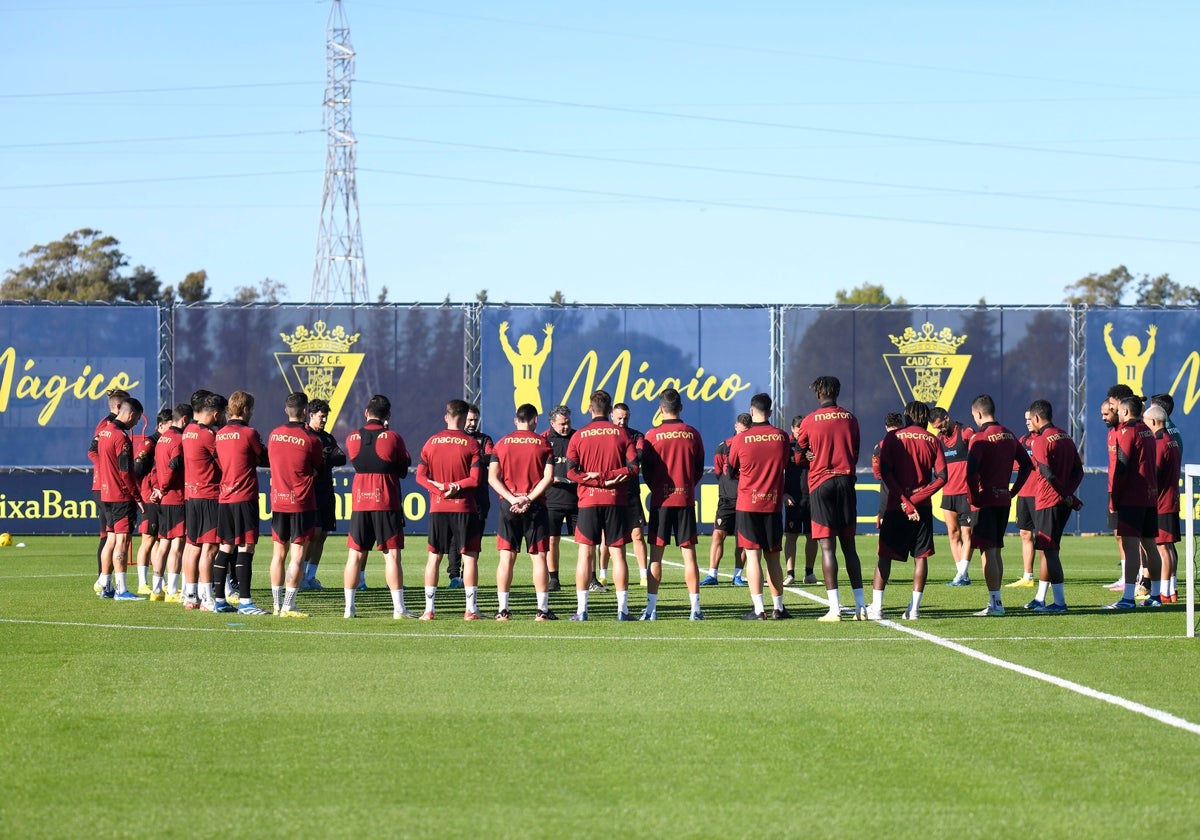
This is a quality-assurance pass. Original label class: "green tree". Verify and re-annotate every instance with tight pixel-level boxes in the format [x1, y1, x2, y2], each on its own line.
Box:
[550, 290, 568, 305]
[231, 277, 287, 303]
[376, 284, 389, 303]
[0, 228, 162, 301]
[1063, 265, 1133, 306]
[834, 282, 906, 305]
[166, 270, 212, 303]
[476, 289, 489, 303]
[1133, 272, 1200, 306]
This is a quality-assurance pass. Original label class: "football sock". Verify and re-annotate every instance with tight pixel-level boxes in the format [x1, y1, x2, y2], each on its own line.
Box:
[498, 590, 510, 612]
[198, 582, 212, 603]
[1035, 580, 1050, 602]
[707, 567, 717, 577]
[390, 588, 403, 613]
[689, 592, 701, 612]
[852, 588, 865, 608]
[272, 585, 283, 609]
[114, 574, 128, 595]
[303, 561, 317, 583]
[235, 553, 252, 599]
[1150, 580, 1162, 598]
[576, 591, 588, 615]
[152, 574, 163, 594]
[871, 588, 884, 609]
[1022, 572, 1034, 581]
[911, 590, 923, 610]
[616, 589, 629, 614]
[466, 586, 479, 614]
[955, 560, 969, 578]
[536, 591, 549, 612]
[646, 593, 658, 613]
[211, 550, 232, 598]
[826, 588, 839, 611]
[344, 588, 355, 616]
[750, 592, 765, 614]
[359, 571, 367, 588]
[1123, 583, 1136, 600]
[137, 564, 149, 588]
[988, 589, 1001, 608]
[424, 586, 437, 614]
[167, 573, 180, 595]
[283, 587, 298, 611]
[98, 573, 112, 590]
[1051, 583, 1066, 604]
[772, 594, 784, 611]
[97, 537, 105, 575]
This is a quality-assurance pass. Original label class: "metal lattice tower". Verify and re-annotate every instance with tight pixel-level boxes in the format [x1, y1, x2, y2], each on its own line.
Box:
[311, 0, 368, 303]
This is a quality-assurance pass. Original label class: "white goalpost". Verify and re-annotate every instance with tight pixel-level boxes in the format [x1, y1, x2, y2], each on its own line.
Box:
[1186, 464, 1200, 638]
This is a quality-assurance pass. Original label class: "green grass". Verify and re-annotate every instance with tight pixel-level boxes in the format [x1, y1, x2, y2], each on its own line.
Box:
[2, 534, 1199, 838]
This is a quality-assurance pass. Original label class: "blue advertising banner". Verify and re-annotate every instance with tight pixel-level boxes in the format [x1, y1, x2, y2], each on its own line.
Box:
[782, 307, 1071, 466]
[1084, 309, 1198, 467]
[172, 303, 467, 457]
[0, 303, 159, 467]
[479, 306, 772, 454]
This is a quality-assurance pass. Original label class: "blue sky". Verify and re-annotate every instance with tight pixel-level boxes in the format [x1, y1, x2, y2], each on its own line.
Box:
[2, 0, 1197, 305]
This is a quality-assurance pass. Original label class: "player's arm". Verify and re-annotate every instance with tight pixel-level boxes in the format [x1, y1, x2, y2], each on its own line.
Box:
[325, 435, 347, 468]
[415, 454, 443, 494]
[1009, 442, 1033, 497]
[456, 453, 483, 493]
[530, 460, 555, 502]
[487, 459, 516, 506]
[908, 445, 947, 507]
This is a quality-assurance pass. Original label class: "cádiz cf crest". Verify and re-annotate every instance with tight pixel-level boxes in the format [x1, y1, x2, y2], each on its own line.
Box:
[275, 321, 363, 427]
[883, 322, 971, 408]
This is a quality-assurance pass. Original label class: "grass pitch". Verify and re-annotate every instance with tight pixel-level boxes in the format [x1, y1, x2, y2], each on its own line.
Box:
[2, 534, 1199, 838]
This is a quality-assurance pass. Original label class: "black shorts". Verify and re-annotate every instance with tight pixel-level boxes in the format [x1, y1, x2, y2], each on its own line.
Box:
[736, 510, 783, 553]
[428, 512, 481, 555]
[94, 490, 109, 536]
[547, 505, 578, 537]
[497, 503, 550, 554]
[713, 499, 737, 533]
[970, 507, 1007, 551]
[878, 507, 934, 562]
[575, 505, 629, 547]
[272, 510, 316, 545]
[626, 491, 647, 531]
[1115, 504, 1155, 539]
[101, 500, 137, 535]
[1015, 496, 1035, 532]
[1107, 510, 1119, 532]
[347, 509, 404, 553]
[158, 503, 185, 540]
[218, 500, 260, 546]
[941, 493, 975, 527]
[138, 502, 160, 538]
[784, 501, 811, 536]
[810, 476, 857, 539]
[314, 487, 338, 532]
[185, 498, 220, 545]
[1158, 512, 1181, 545]
[1033, 504, 1071, 552]
[647, 505, 698, 548]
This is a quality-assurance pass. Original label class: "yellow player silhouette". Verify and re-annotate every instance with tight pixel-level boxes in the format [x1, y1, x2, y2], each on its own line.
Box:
[1104, 322, 1156, 396]
[499, 321, 553, 413]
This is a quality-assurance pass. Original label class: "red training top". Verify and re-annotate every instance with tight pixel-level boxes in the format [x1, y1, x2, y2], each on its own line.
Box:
[416, 428, 483, 514]
[727, 421, 790, 514]
[795, 403, 860, 492]
[641, 418, 706, 508]
[346, 420, 411, 513]
[268, 420, 325, 513]
[216, 420, 266, 504]
[566, 418, 637, 508]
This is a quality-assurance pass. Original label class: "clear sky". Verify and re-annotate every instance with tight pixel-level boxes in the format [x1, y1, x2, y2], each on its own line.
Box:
[2, 0, 1197, 306]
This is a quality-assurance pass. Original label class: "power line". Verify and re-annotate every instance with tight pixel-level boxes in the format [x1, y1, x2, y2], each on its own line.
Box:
[0, 81, 318, 99]
[360, 166, 1200, 247]
[0, 170, 317, 191]
[0, 129, 321, 149]
[360, 133, 1200, 214]
[360, 82, 1200, 168]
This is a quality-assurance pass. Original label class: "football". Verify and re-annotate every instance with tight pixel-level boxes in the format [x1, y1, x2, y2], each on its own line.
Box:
[0, 533, 12, 547]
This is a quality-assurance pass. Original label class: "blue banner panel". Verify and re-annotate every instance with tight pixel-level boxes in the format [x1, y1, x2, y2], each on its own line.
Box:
[172, 304, 467, 473]
[479, 306, 771, 454]
[782, 307, 1071, 467]
[1084, 309, 1199, 467]
[0, 303, 159, 467]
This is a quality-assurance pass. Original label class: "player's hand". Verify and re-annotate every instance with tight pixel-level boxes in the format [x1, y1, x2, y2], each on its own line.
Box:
[783, 493, 795, 507]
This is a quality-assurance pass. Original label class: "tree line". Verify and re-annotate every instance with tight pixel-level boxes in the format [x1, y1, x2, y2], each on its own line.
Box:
[2, 228, 1195, 307]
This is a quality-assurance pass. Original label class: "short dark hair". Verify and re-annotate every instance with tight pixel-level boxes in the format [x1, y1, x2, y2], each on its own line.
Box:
[172, 403, 193, 424]
[1120, 395, 1144, 418]
[658, 389, 682, 416]
[1150, 393, 1174, 416]
[1107, 384, 1135, 401]
[285, 392, 309, 420]
[467, 402, 481, 415]
[308, 398, 331, 415]
[515, 403, 538, 423]
[736, 412, 752, 427]
[201, 393, 227, 414]
[589, 390, 613, 416]
[156, 407, 174, 426]
[446, 399, 469, 419]
[970, 394, 995, 416]
[928, 406, 949, 424]
[190, 389, 213, 412]
[903, 401, 929, 427]
[750, 392, 772, 414]
[366, 395, 391, 420]
[811, 376, 841, 401]
[885, 412, 904, 429]
[121, 397, 144, 418]
[1028, 399, 1053, 422]
[613, 402, 631, 414]
[790, 414, 805, 428]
